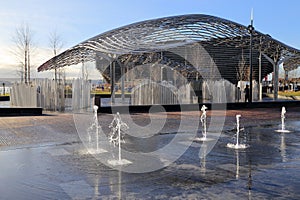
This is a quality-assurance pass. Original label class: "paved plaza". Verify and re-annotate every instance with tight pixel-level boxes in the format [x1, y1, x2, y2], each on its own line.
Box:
[0, 107, 299, 199]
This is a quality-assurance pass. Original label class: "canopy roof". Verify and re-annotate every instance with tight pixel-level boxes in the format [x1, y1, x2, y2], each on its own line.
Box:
[38, 14, 300, 82]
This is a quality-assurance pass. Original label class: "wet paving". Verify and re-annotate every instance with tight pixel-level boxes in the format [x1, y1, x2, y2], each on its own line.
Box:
[0, 107, 299, 199]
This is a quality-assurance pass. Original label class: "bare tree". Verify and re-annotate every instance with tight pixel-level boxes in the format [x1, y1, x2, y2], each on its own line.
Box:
[16, 62, 24, 83]
[49, 30, 63, 83]
[236, 48, 249, 82]
[12, 23, 34, 84]
[48, 30, 64, 112]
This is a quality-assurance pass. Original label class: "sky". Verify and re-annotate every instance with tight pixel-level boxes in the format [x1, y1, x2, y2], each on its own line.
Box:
[0, 0, 300, 79]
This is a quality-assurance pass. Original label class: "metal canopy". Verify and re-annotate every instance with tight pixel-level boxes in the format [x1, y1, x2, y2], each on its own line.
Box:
[37, 14, 300, 82]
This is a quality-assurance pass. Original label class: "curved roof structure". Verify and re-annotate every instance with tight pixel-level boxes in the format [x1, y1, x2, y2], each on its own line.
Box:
[38, 14, 300, 83]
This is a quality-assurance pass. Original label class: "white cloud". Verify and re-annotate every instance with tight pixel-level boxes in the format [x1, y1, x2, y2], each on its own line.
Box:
[0, 40, 103, 80]
[0, 44, 53, 79]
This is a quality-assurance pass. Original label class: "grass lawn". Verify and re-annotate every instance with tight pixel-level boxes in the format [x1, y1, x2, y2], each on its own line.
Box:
[91, 90, 131, 95]
[278, 91, 300, 97]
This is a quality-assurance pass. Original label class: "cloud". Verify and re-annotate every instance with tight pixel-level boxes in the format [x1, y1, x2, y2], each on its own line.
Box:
[0, 44, 53, 78]
[0, 41, 103, 80]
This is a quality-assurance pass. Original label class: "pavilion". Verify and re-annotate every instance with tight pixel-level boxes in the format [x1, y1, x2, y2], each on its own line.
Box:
[38, 14, 300, 105]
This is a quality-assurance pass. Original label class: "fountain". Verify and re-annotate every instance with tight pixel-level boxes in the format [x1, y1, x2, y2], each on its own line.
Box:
[227, 114, 249, 149]
[107, 112, 132, 166]
[86, 105, 107, 154]
[275, 107, 291, 133]
[194, 105, 214, 142]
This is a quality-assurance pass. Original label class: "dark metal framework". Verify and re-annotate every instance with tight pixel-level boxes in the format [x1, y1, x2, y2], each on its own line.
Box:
[38, 14, 300, 83]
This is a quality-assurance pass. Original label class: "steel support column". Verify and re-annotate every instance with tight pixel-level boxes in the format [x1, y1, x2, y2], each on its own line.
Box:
[273, 62, 279, 100]
[111, 61, 115, 104]
[259, 50, 262, 101]
[121, 63, 125, 103]
[248, 17, 255, 103]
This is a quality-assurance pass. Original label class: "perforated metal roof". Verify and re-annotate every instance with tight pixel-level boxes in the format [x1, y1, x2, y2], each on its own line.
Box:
[37, 14, 300, 82]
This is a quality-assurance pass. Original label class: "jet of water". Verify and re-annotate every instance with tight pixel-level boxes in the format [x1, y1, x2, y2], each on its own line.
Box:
[200, 105, 208, 139]
[87, 105, 101, 151]
[226, 114, 249, 149]
[281, 106, 286, 131]
[109, 112, 128, 162]
[275, 106, 290, 133]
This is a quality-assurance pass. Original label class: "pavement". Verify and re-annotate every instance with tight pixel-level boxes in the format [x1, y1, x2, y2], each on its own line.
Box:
[0, 107, 299, 199]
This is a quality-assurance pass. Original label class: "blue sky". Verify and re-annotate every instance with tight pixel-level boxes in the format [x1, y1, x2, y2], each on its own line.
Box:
[0, 0, 299, 78]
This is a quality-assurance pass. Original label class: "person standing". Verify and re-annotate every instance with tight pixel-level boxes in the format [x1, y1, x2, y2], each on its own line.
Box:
[236, 86, 241, 102]
[244, 85, 250, 102]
